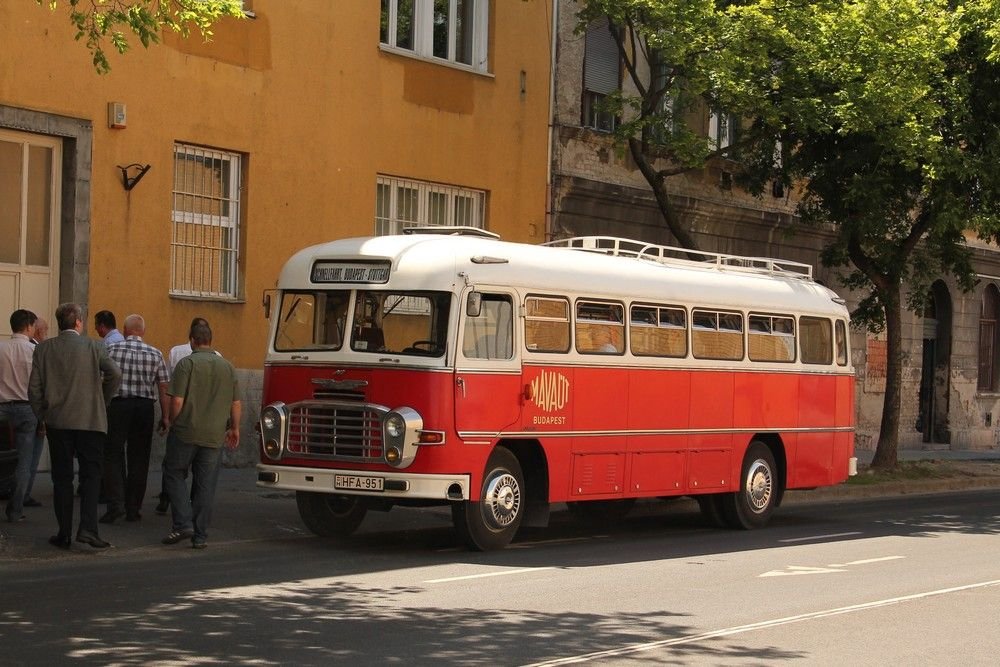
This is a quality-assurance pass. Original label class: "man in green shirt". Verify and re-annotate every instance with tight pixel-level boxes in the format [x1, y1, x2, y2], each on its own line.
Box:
[161, 323, 240, 549]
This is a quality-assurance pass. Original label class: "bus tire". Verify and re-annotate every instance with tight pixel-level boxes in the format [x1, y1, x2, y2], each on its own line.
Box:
[452, 448, 524, 551]
[696, 494, 728, 528]
[296, 491, 368, 537]
[721, 442, 778, 530]
[566, 498, 636, 524]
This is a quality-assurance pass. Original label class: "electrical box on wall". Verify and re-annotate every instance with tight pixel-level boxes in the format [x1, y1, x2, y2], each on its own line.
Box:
[108, 102, 127, 129]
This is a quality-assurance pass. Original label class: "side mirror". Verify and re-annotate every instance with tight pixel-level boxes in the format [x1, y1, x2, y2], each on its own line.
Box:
[466, 291, 482, 318]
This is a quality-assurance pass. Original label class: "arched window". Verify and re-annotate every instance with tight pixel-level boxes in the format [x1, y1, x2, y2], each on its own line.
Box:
[977, 285, 1000, 391]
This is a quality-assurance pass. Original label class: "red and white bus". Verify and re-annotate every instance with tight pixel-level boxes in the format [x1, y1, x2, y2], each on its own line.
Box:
[257, 228, 856, 550]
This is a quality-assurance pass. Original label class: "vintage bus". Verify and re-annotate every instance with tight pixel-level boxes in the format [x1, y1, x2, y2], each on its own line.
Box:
[257, 228, 856, 550]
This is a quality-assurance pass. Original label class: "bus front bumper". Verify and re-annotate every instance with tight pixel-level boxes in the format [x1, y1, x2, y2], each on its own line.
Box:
[257, 463, 470, 501]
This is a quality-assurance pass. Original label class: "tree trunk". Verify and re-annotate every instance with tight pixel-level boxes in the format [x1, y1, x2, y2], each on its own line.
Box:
[626, 136, 701, 251]
[870, 285, 903, 470]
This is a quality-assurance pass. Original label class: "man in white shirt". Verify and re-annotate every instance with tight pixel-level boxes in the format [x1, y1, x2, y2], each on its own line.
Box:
[1, 309, 38, 523]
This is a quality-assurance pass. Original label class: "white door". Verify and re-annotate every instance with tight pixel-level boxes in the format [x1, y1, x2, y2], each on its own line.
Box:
[0, 129, 61, 337]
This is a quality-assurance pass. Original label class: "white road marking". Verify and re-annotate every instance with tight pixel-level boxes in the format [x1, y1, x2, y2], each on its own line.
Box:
[424, 567, 556, 584]
[524, 579, 1000, 666]
[760, 565, 846, 577]
[779, 531, 862, 543]
[829, 555, 906, 567]
[762, 555, 906, 577]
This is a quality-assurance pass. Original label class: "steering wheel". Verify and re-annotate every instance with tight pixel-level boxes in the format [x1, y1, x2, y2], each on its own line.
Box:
[404, 340, 443, 355]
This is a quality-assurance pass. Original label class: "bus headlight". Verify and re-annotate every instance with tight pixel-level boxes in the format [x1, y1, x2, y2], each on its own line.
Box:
[382, 407, 423, 469]
[385, 414, 406, 439]
[259, 402, 287, 460]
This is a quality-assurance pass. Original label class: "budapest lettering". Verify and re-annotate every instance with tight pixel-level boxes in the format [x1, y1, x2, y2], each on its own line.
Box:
[530, 370, 569, 425]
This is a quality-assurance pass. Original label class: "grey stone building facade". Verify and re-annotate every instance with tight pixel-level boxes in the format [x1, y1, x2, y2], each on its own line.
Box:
[547, 0, 1000, 453]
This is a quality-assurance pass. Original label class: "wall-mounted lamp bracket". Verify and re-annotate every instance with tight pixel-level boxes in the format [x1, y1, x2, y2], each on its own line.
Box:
[118, 163, 151, 191]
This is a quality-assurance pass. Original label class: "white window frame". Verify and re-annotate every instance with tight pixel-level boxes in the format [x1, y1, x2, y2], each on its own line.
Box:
[709, 109, 737, 152]
[171, 143, 242, 300]
[375, 175, 486, 236]
[380, 0, 490, 73]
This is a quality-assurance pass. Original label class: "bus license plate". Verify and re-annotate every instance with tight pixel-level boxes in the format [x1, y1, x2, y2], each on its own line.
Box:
[335, 475, 384, 492]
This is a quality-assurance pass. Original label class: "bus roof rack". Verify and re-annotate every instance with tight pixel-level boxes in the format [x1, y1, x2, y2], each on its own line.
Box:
[544, 236, 813, 280]
[402, 226, 501, 240]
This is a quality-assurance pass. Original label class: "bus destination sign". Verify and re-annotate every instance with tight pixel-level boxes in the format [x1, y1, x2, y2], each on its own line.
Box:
[311, 261, 391, 284]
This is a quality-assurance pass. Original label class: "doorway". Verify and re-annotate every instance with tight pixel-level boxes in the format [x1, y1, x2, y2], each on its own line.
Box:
[918, 281, 952, 445]
[0, 128, 61, 336]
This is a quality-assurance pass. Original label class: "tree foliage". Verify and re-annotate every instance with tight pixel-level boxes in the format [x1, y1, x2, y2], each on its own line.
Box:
[576, 0, 1000, 468]
[37, 0, 245, 74]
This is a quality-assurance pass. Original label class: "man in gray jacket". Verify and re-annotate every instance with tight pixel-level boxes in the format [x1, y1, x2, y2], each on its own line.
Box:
[29, 303, 121, 550]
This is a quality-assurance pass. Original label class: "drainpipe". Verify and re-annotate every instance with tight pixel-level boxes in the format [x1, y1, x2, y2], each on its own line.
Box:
[545, 0, 559, 242]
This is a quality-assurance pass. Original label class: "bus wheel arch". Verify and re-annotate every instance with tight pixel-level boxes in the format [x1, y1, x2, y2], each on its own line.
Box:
[752, 433, 786, 508]
[721, 439, 781, 530]
[453, 445, 527, 551]
[296, 491, 368, 537]
[500, 438, 549, 523]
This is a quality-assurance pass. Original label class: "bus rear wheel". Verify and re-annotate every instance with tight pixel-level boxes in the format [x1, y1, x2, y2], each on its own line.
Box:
[721, 442, 778, 529]
[296, 491, 368, 537]
[452, 448, 524, 551]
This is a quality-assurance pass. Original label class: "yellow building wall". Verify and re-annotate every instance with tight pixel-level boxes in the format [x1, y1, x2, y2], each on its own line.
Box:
[0, 1, 552, 369]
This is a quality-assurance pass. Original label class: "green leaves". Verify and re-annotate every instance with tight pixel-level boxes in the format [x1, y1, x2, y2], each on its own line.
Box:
[37, 0, 245, 74]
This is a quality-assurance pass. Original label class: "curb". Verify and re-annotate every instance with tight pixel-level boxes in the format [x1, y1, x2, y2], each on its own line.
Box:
[783, 476, 1000, 504]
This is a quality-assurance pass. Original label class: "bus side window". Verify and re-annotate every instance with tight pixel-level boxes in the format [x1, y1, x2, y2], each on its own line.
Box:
[692, 309, 743, 360]
[463, 294, 514, 359]
[525, 296, 571, 353]
[576, 301, 625, 355]
[800, 316, 833, 364]
[748, 314, 795, 362]
[630, 304, 687, 357]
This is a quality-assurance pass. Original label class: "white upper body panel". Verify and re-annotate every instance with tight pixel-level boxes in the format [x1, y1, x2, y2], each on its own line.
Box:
[278, 233, 847, 321]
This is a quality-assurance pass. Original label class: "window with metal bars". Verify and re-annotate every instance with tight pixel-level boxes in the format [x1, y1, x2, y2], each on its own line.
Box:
[375, 175, 486, 236]
[171, 143, 243, 299]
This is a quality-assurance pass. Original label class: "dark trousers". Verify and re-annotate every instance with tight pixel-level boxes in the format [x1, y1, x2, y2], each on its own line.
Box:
[48, 427, 104, 538]
[163, 431, 223, 542]
[103, 398, 154, 514]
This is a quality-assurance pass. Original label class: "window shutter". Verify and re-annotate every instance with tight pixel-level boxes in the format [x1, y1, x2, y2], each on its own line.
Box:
[584, 19, 619, 95]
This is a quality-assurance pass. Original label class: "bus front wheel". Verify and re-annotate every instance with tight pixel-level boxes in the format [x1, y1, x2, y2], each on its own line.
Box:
[721, 442, 778, 529]
[452, 448, 524, 551]
[296, 491, 368, 537]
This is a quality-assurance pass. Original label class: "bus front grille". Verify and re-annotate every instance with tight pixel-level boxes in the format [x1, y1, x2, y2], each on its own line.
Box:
[285, 400, 388, 462]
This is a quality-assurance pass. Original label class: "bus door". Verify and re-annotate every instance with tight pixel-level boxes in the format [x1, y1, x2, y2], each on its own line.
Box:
[454, 289, 522, 438]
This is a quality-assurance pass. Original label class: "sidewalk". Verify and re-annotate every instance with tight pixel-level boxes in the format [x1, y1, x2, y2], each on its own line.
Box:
[3, 448, 1000, 558]
[0, 466, 308, 561]
[854, 447, 1000, 465]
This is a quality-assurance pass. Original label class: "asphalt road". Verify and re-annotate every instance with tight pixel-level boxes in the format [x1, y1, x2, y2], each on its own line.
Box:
[2, 487, 999, 665]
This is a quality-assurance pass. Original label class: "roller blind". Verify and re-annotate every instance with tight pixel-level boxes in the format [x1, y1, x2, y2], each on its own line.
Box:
[584, 18, 619, 95]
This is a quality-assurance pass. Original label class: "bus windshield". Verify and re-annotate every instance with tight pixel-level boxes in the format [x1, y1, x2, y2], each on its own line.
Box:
[274, 289, 451, 357]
